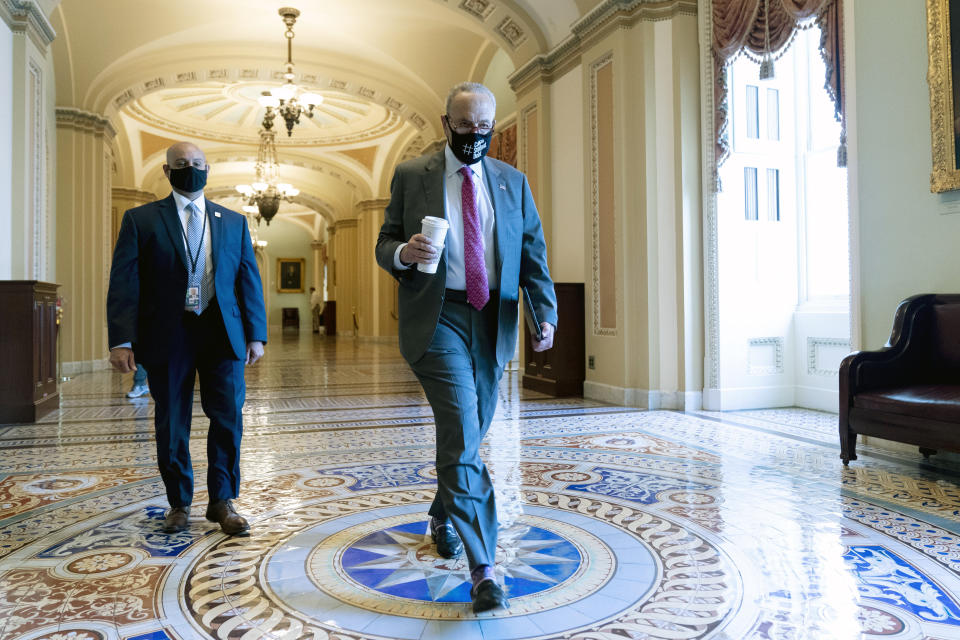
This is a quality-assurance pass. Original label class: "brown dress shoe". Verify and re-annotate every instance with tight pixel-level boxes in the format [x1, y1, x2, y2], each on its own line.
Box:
[205, 499, 250, 535]
[162, 506, 190, 533]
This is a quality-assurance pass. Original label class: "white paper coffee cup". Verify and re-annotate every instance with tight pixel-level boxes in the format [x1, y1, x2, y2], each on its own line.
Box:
[418, 216, 449, 274]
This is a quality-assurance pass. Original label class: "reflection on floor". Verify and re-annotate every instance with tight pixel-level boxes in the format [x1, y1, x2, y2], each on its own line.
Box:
[2, 333, 960, 639]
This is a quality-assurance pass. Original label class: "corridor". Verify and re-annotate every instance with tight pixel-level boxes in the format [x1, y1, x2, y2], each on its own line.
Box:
[1, 334, 959, 639]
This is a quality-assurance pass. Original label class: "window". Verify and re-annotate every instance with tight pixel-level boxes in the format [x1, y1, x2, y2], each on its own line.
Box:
[766, 88, 780, 141]
[766, 168, 780, 221]
[746, 85, 759, 139]
[745, 167, 758, 220]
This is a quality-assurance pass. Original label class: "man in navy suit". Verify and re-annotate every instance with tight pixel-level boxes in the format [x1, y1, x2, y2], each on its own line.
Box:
[376, 82, 557, 613]
[107, 142, 267, 536]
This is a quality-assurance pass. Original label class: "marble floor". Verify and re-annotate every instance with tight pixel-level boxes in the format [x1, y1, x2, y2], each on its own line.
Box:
[2, 334, 960, 640]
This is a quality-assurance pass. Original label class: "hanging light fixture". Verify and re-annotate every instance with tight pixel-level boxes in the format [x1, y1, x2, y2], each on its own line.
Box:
[259, 7, 323, 136]
[758, 0, 775, 80]
[235, 129, 299, 226]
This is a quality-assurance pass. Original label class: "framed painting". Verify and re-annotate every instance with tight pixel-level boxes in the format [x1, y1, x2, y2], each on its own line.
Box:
[277, 258, 305, 293]
[928, 0, 960, 191]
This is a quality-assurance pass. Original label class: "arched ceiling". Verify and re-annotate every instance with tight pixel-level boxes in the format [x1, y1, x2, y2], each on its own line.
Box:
[49, 0, 593, 226]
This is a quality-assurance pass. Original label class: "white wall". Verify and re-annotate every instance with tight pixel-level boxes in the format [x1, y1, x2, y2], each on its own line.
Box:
[854, 0, 960, 348]
[548, 64, 586, 283]
[0, 20, 13, 279]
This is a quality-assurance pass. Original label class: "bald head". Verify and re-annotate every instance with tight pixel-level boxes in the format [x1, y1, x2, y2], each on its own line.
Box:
[165, 142, 206, 168]
[163, 142, 209, 198]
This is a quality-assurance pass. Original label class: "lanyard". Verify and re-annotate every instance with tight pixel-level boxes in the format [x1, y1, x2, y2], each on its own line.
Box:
[179, 204, 207, 276]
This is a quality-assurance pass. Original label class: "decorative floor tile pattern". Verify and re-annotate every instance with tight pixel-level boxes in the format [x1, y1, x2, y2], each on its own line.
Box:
[2, 335, 960, 638]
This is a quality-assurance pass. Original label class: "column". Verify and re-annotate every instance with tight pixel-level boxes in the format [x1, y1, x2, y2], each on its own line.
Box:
[331, 218, 358, 336]
[355, 197, 395, 338]
[56, 107, 115, 373]
[0, 0, 56, 280]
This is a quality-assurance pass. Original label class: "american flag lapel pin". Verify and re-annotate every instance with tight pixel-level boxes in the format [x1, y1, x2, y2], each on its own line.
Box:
[499, 183, 506, 191]
[215, 211, 221, 218]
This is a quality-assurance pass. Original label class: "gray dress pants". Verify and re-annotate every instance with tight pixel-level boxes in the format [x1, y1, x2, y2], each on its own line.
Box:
[409, 294, 503, 570]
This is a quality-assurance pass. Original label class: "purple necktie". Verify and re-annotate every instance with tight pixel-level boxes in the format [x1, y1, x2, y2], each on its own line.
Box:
[459, 166, 489, 310]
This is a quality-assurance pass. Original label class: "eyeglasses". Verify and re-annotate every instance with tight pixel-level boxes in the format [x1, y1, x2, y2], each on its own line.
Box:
[445, 115, 494, 135]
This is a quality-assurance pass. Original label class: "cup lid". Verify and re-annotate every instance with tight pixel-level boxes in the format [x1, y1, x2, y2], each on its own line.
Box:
[422, 216, 449, 227]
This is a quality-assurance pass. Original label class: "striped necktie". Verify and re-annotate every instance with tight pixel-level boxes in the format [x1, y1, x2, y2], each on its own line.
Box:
[185, 202, 208, 314]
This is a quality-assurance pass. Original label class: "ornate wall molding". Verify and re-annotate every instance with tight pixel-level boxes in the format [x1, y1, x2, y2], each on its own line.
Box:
[356, 198, 391, 212]
[747, 337, 784, 376]
[29, 59, 44, 279]
[55, 107, 116, 139]
[111, 187, 157, 202]
[124, 100, 402, 148]
[590, 52, 617, 338]
[509, 0, 696, 95]
[103, 66, 429, 144]
[699, 0, 720, 391]
[806, 337, 850, 377]
[0, 0, 56, 49]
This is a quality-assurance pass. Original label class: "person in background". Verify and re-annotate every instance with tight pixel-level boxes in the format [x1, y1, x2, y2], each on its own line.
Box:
[310, 286, 325, 334]
[127, 363, 149, 398]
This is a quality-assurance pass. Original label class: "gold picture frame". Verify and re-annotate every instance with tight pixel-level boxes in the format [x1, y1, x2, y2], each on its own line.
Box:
[928, 0, 960, 191]
[277, 258, 305, 293]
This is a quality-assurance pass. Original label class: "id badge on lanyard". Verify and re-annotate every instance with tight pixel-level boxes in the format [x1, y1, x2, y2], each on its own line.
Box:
[181, 203, 207, 311]
[185, 287, 200, 311]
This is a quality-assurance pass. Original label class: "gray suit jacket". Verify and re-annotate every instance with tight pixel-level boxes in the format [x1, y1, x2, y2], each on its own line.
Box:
[376, 150, 557, 367]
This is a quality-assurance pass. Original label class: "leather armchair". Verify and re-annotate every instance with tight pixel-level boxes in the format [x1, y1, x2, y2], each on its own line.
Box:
[840, 293, 960, 464]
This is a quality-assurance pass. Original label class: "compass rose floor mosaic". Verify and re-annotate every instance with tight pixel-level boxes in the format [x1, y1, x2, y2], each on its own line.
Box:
[3, 336, 960, 639]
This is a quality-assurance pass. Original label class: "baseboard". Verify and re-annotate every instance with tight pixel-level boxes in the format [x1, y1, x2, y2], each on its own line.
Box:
[62, 358, 110, 375]
[583, 382, 702, 410]
[699, 385, 795, 411]
[794, 385, 840, 413]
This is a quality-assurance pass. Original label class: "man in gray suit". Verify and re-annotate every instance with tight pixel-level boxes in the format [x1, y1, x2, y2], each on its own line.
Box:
[376, 82, 557, 613]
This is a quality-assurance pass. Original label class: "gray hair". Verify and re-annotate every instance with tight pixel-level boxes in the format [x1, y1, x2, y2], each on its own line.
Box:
[445, 82, 496, 115]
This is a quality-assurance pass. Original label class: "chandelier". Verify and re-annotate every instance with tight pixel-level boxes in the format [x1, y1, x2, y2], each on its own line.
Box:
[259, 7, 323, 136]
[235, 129, 299, 226]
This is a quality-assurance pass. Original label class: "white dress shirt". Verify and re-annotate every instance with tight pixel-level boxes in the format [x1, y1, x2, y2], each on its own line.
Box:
[394, 145, 497, 290]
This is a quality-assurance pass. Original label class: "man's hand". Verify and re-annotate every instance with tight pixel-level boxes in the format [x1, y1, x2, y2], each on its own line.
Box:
[531, 322, 555, 352]
[399, 233, 439, 266]
[245, 341, 265, 365]
[109, 347, 136, 373]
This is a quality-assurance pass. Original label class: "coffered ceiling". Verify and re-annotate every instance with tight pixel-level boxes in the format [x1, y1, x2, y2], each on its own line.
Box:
[47, 0, 597, 234]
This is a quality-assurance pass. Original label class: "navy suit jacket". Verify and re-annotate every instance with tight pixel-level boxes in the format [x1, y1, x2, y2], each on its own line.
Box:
[375, 151, 557, 367]
[107, 194, 268, 365]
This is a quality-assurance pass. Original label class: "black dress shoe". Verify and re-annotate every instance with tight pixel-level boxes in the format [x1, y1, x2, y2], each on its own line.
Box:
[162, 506, 190, 533]
[471, 579, 508, 613]
[429, 517, 463, 559]
[205, 499, 250, 536]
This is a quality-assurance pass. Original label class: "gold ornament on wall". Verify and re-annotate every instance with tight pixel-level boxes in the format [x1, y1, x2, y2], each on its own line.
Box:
[928, 0, 960, 192]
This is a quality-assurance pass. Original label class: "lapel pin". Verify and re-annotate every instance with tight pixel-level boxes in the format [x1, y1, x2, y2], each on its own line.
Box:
[499, 183, 506, 190]
[215, 211, 221, 218]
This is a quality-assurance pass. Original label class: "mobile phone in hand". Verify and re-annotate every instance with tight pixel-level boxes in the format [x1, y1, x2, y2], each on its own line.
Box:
[522, 286, 543, 342]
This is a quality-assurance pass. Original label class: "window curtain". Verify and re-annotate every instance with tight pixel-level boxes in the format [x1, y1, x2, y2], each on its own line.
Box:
[712, 0, 845, 189]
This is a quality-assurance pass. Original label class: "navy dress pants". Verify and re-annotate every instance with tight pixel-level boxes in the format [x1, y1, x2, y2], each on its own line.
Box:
[143, 304, 245, 508]
[409, 294, 503, 570]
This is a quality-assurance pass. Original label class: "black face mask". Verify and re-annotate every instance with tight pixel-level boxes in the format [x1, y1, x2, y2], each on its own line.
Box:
[168, 166, 208, 192]
[448, 129, 493, 165]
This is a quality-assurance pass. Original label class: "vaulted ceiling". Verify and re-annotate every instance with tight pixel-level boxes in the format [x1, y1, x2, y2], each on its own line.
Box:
[48, 0, 599, 235]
